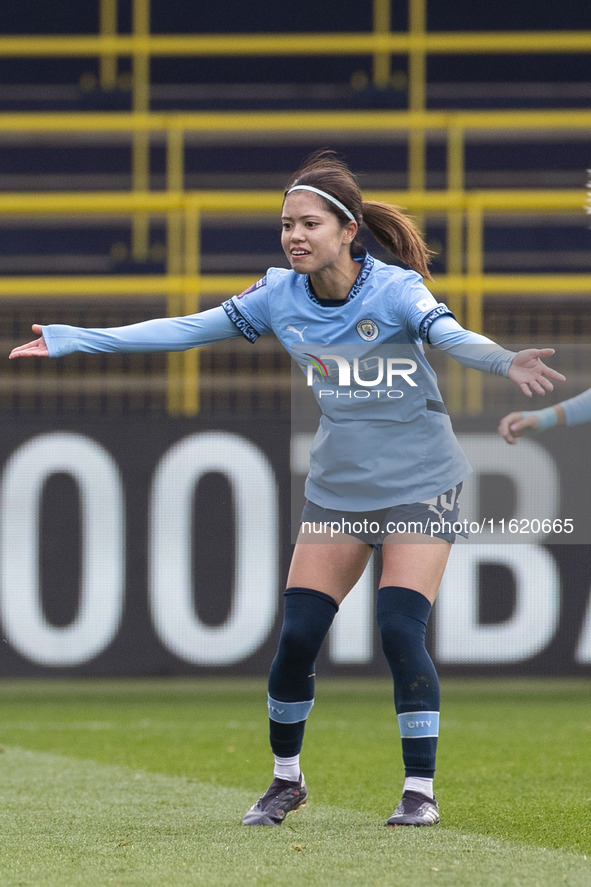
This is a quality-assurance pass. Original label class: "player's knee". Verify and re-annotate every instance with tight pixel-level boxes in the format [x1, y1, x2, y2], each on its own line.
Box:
[377, 611, 423, 663]
[275, 587, 338, 666]
[275, 618, 320, 666]
[376, 587, 431, 664]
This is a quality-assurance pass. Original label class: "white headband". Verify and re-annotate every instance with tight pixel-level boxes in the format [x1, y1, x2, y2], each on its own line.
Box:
[286, 184, 356, 222]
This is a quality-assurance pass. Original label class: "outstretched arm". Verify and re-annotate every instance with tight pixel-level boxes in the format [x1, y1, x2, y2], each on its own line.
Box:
[428, 315, 565, 396]
[497, 405, 565, 444]
[9, 306, 242, 359]
[499, 387, 591, 444]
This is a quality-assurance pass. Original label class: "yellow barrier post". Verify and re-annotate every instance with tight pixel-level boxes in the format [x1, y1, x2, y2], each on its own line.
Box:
[182, 204, 201, 416]
[407, 0, 427, 192]
[131, 0, 151, 262]
[444, 126, 466, 413]
[165, 129, 185, 414]
[99, 0, 118, 90]
[372, 0, 392, 87]
[466, 200, 484, 414]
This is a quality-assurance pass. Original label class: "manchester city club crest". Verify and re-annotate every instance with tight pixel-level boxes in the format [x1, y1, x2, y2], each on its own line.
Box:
[356, 318, 379, 341]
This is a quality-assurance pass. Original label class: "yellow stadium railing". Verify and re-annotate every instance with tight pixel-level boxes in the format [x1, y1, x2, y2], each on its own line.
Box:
[2, 28, 589, 59]
[0, 188, 587, 415]
[1, 2, 589, 415]
[2, 0, 590, 252]
[1, 106, 590, 274]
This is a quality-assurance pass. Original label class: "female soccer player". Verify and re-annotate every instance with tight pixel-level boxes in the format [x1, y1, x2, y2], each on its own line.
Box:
[10, 150, 564, 827]
[498, 388, 591, 443]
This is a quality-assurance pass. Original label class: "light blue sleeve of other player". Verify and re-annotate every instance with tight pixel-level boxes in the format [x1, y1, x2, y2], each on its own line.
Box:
[428, 314, 516, 376]
[41, 306, 242, 358]
[561, 388, 591, 426]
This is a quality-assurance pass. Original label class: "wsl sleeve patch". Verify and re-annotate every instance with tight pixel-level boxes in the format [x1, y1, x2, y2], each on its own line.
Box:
[418, 304, 455, 343]
[221, 299, 260, 343]
[237, 276, 267, 298]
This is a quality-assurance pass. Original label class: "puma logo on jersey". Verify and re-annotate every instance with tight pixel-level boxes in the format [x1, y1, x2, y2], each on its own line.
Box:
[287, 325, 307, 341]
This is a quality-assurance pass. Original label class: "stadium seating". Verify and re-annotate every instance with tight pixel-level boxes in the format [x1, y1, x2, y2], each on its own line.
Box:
[1, 0, 590, 415]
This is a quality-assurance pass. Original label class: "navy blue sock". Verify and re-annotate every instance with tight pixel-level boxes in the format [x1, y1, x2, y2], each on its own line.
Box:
[376, 586, 440, 779]
[268, 587, 338, 758]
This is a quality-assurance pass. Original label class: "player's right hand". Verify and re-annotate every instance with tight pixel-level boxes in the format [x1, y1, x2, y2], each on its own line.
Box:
[497, 410, 539, 444]
[9, 324, 49, 358]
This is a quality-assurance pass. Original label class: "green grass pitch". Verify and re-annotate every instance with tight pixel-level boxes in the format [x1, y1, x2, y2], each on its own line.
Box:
[0, 677, 589, 886]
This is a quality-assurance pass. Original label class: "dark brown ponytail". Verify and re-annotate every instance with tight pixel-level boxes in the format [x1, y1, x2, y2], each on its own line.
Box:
[361, 201, 435, 280]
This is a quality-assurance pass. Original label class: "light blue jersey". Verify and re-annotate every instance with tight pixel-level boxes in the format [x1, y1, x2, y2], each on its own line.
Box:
[41, 252, 516, 512]
[222, 253, 472, 509]
[222, 254, 450, 349]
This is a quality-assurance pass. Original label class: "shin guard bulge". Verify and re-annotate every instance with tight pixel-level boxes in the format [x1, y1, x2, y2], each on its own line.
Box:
[377, 586, 440, 778]
[268, 588, 338, 758]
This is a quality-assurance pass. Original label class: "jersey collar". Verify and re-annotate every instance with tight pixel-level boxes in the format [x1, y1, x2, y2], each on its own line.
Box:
[305, 251, 374, 307]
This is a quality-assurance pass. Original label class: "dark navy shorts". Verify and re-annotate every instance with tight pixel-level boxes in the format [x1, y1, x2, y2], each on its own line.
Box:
[300, 483, 465, 547]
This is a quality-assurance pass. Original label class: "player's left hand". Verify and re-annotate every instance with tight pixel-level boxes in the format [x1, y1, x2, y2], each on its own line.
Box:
[507, 348, 565, 397]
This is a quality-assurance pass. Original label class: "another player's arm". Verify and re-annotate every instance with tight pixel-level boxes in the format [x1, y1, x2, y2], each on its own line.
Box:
[498, 388, 591, 444]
